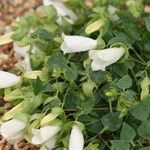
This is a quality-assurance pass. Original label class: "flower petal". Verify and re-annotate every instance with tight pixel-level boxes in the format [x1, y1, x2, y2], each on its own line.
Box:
[98, 48, 125, 61]
[0, 71, 21, 89]
[89, 47, 125, 71]
[41, 137, 56, 150]
[91, 60, 107, 71]
[0, 119, 26, 139]
[43, 0, 78, 22]
[13, 42, 29, 58]
[69, 125, 84, 150]
[108, 5, 119, 21]
[61, 35, 97, 53]
[32, 126, 60, 145]
[15, 55, 32, 72]
[60, 42, 72, 54]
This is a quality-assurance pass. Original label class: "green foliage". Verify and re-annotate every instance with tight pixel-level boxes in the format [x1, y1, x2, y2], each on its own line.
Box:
[138, 119, 150, 140]
[101, 112, 122, 131]
[111, 140, 130, 150]
[116, 75, 132, 90]
[120, 123, 136, 142]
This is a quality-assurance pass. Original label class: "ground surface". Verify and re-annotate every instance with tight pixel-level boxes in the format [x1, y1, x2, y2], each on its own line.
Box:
[0, 0, 41, 149]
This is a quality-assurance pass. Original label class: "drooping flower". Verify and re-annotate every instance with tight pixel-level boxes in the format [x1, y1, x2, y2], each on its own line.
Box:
[31, 125, 60, 145]
[0, 119, 26, 142]
[13, 42, 32, 71]
[69, 125, 84, 150]
[13, 42, 29, 58]
[43, 0, 78, 23]
[0, 71, 20, 89]
[39, 137, 56, 150]
[89, 47, 125, 71]
[108, 5, 119, 21]
[61, 34, 97, 54]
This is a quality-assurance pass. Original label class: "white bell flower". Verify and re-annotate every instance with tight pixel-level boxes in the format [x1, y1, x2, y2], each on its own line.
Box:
[43, 0, 78, 23]
[13, 42, 32, 72]
[0, 71, 20, 89]
[61, 34, 97, 54]
[13, 42, 29, 58]
[108, 5, 119, 21]
[40, 137, 56, 150]
[69, 125, 84, 150]
[89, 47, 125, 71]
[31, 125, 60, 145]
[15, 56, 32, 72]
[0, 119, 26, 141]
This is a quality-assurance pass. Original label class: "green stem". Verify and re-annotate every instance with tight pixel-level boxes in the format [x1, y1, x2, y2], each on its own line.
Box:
[131, 49, 146, 64]
[109, 101, 113, 113]
[129, 56, 145, 66]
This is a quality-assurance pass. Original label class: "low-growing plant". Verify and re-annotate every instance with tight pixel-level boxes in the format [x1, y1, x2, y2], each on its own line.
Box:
[0, 0, 150, 149]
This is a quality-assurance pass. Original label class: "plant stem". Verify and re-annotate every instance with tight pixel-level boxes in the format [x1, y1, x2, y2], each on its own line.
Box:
[131, 49, 146, 64]
[109, 101, 113, 113]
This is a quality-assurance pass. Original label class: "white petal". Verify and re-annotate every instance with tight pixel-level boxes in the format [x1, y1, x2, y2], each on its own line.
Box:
[43, 0, 78, 22]
[89, 47, 125, 71]
[13, 42, 29, 58]
[96, 48, 125, 62]
[32, 126, 60, 145]
[61, 42, 72, 54]
[0, 71, 21, 89]
[0, 119, 26, 139]
[108, 5, 118, 15]
[42, 137, 56, 150]
[69, 125, 84, 150]
[61, 35, 97, 53]
[15, 55, 32, 72]
[7, 131, 23, 140]
[7, 138, 23, 149]
[108, 5, 119, 21]
[91, 60, 107, 71]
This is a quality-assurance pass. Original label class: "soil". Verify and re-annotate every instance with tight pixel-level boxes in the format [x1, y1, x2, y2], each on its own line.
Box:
[0, 0, 42, 149]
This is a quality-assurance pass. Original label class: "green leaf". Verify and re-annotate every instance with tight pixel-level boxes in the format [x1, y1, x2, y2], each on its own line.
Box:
[138, 120, 150, 140]
[64, 67, 78, 82]
[101, 112, 122, 131]
[116, 75, 132, 90]
[42, 82, 55, 93]
[111, 140, 130, 150]
[32, 28, 52, 41]
[130, 95, 150, 121]
[81, 100, 94, 114]
[86, 120, 103, 134]
[33, 77, 43, 95]
[14, 112, 30, 122]
[44, 96, 62, 107]
[126, 0, 143, 18]
[112, 63, 128, 77]
[145, 16, 150, 32]
[85, 143, 99, 150]
[140, 147, 150, 150]
[140, 75, 150, 100]
[41, 107, 63, 126]
[47, 52, 68, 69]
[3, 95, 42, 120]
[4, 89, 24, 102]
[89, 69, 106, 84]
[85, 19, 105, 35]
[82, 80, 97, 96]
[120, 122, 136, 142]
